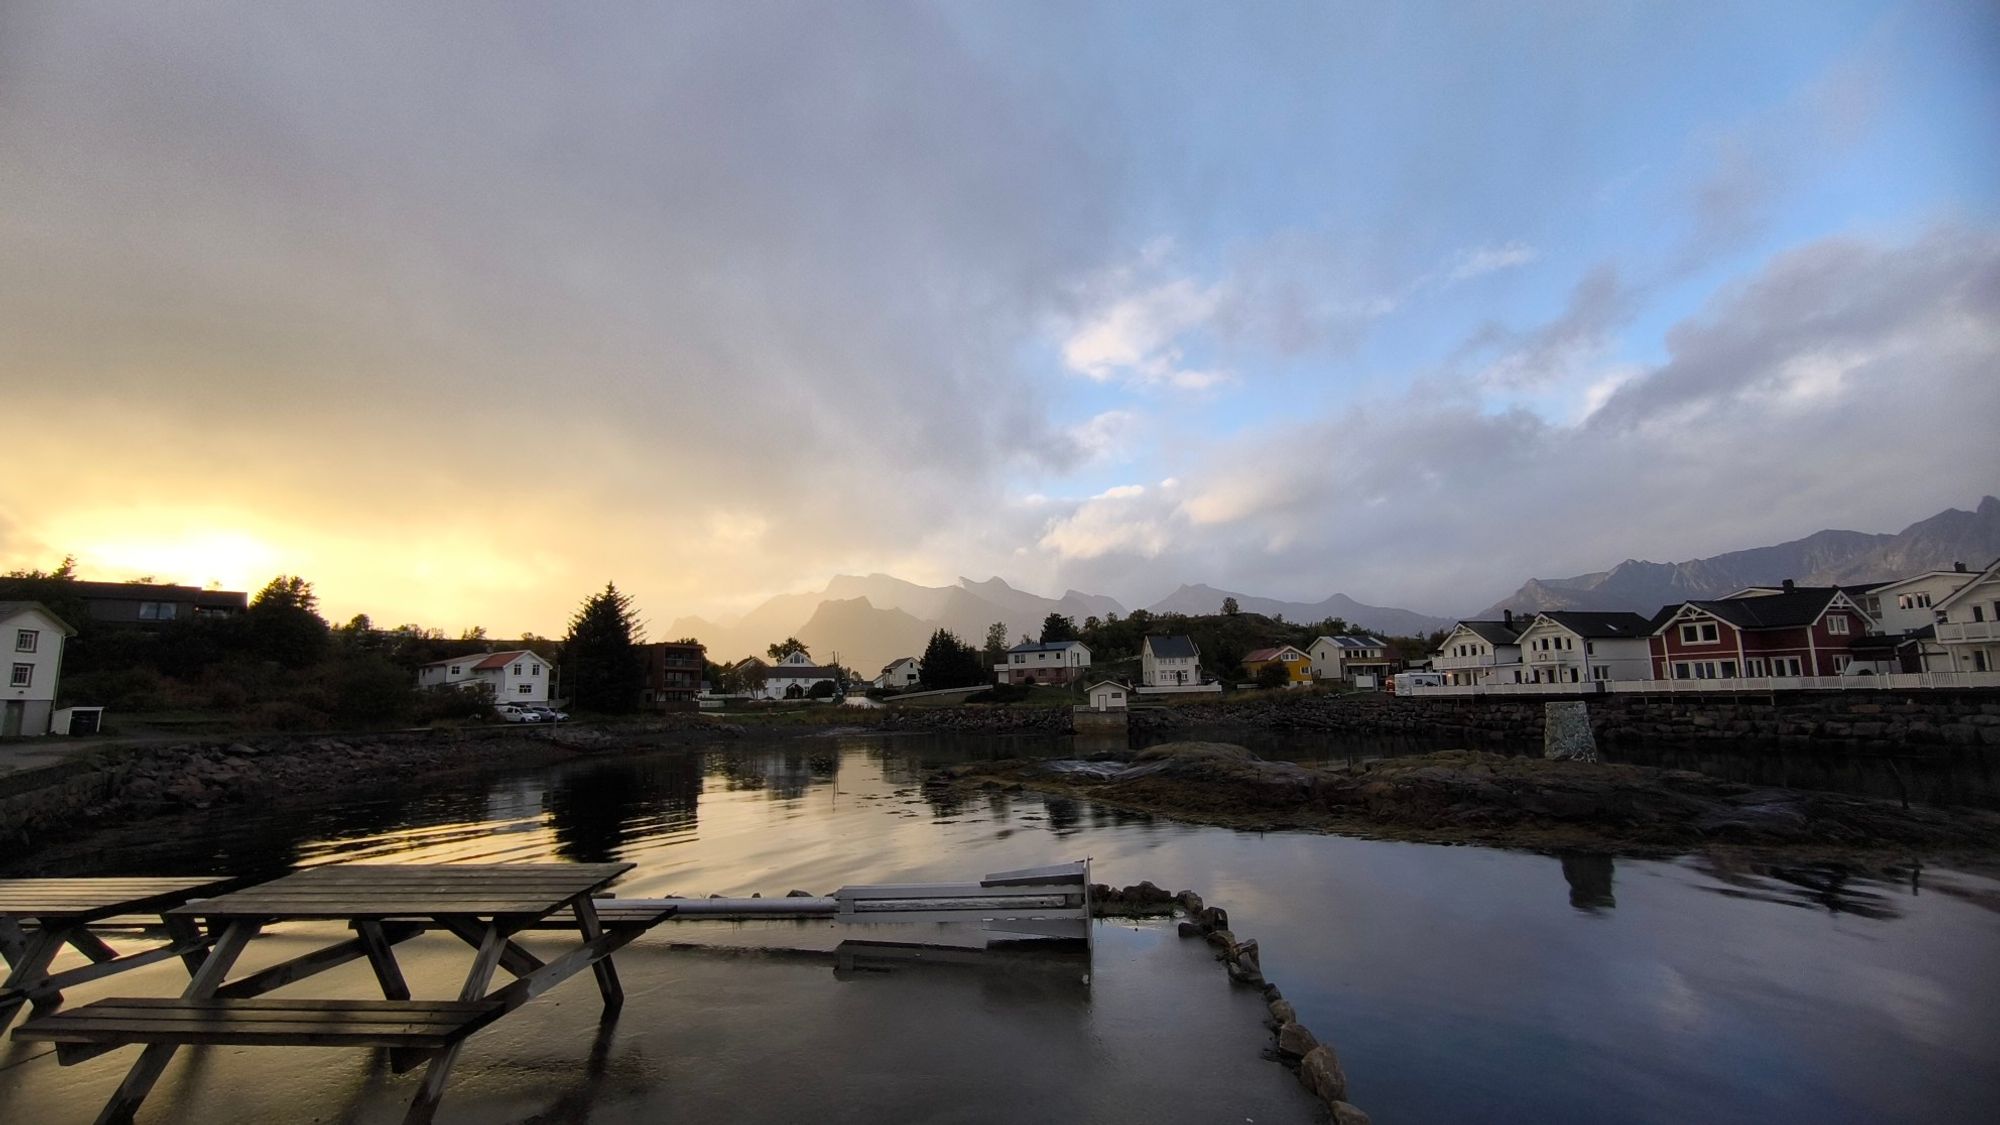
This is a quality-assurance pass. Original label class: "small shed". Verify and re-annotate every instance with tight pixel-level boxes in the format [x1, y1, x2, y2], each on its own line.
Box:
[1084, 680, 1128, 712]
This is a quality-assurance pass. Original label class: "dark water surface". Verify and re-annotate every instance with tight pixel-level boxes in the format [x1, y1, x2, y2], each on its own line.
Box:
[11, 732, 2000, 1124]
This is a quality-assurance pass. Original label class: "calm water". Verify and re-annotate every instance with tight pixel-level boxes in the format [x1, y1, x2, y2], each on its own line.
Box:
[12, 733, 2000, 1124]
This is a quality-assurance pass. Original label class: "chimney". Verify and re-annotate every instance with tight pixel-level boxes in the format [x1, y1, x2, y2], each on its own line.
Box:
[1955, 561, 1968, 572]
[1502, 609, 1513, 627]
[1781, 578, 1795, 592]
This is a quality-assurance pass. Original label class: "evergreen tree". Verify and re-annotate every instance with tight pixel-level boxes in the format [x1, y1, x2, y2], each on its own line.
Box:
[563, 582, 644, 713]
[919, 628, 985, 689]
[983, 621, 1010, 666]
[248, 575, 330, 668]
[1222, 596, 1240, 616]
[766, 637, 808, 661]
[1039, 613, 1078, 643]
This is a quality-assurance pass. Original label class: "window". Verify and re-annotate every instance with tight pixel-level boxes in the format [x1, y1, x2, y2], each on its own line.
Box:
[1013, 654, 1024, 664]
[450, 665, 462, 676]
[517, 683, 531, 694]
[1773, 656, 1803, 676]
[14, 630, 36, 653]
[1586, 641, 1595, 656]
[1591, 666, 1609, 681]
[9, 664, 29, 688]
[1745, 658, 1768, 677]
[1672, 662, 1691, 679]
[1833, 655, 1853, 673]
[1974, 607, 1987, 624]
[532, 664, 542, 676]
[1826, 615, 1849, 635]
[1721, 661, 1738, 677]
[137, 600, 179, 621]
[512, 663, 523, 675]
[1679, 622, 1720, 644]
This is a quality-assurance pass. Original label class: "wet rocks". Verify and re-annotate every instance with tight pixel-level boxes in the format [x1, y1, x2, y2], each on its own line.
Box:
[1268, 998, 1297, 1026]
[1276, 1021, 1318, 1058]
[1300, 1044, 1350, 1104]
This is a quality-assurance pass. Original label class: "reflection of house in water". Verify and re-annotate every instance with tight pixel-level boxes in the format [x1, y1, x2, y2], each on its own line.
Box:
[1560, 853, 1616, 911]
[548, 756, 703, 863]
[483, 777, 551, 826]
[706, 748, 838, 801]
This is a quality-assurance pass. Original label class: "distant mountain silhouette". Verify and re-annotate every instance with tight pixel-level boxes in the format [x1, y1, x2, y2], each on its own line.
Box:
[1142, 583, 1454, 637]
[1479, 495, 2000, 617]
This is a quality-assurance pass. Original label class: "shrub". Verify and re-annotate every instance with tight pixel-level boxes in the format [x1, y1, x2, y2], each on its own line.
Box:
[1254, 662, 1290, 690]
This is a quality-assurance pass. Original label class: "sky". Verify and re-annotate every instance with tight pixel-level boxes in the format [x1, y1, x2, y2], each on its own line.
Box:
[2, 1, 1997, 632]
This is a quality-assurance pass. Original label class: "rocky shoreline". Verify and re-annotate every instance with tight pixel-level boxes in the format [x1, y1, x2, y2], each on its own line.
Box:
[0, 715, 744, 860]
[934, 742, 2000, 862]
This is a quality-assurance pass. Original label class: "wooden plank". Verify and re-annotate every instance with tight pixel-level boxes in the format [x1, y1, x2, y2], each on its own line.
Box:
[211, 922, 422, 1000]
[431, 916, 544, 978]
[95, 920, 258, 1125]
[570, 895, 622, 1013]
[355, 921, 410, 1001]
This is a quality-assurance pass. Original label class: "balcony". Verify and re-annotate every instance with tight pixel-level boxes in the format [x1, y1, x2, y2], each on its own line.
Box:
[1936, 620, 2000, 644]
[1433, 653, 1497, 670]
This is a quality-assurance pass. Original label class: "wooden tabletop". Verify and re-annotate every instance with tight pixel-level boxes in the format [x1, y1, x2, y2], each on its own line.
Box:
[166, 863, 632, 921]
[0, 877, 237, 924]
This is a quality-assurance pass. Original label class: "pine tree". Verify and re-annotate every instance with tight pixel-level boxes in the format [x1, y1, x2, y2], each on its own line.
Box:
[248, 575, 329, 668]
[563, 582, 644, 713]
[919, 628, 985, 689]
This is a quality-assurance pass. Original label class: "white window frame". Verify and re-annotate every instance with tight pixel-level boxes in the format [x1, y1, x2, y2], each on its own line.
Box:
[9, 663, 30, 688]
[14, 630, 36, 654]
[1826, 616, 1849, 635]
[1679, 621, 1720, 645]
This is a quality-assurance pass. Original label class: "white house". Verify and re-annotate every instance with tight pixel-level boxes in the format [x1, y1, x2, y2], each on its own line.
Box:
[1308, 635, 1394, 686]
[1432, 616, 1524, 686]
[1084, 679, 1129, 711]
[873, 656, 920, 691]
[1930, 558, 2000, 674]
[757, 650, 841, 699]
[417, 650, 551, 703]
[1140, 635, 1200, 687]
[1848, 565, 1980, 671]
[1514, 612, 1655, 684]
[1, 601, 76, 737]
[996, 640, 1091, 686]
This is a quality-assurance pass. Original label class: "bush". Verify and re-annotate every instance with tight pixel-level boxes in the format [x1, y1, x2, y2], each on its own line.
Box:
[963, 682, 1033, 704]
[249, 700, 328, 731]
[1254, 662, 1290, 690]
[807, 680, 836, 699]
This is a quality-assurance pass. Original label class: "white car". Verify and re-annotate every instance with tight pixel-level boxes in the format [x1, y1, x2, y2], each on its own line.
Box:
[494, 703, 540, 723]
[522, 704, 567, 722]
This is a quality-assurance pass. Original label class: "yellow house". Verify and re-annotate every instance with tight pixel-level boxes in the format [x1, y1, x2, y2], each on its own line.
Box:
[1242, 645, 1313, 686]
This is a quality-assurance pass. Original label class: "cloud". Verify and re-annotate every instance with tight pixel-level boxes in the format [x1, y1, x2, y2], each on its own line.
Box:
[1037, 485, 1177, 560]
[1448, 241, 1539, 282]
[1040, 224, 2000, 612]
[1061, 277, 1230, 389]
[1458, 265, 1636, 391]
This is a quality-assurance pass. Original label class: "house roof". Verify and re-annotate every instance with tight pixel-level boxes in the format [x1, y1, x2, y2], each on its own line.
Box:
[1863, 569, 1977, 596]
[1448, 620, 1520, 646]
[1932, 557, 2000, 614]
[1084, 678, 1128, 690]
[1243, 646, 1307, 663]
[421, 650, 539, 670]
[1007, 640, 1088, 654]
[1314, 634, 1387, 650]
[879, 656, 918, 672]
[0, 600, 77, 636]
[1671, 588, 1847, 631]
[1143, 634, 1198, 659]
[1531, 611, 1655, 639]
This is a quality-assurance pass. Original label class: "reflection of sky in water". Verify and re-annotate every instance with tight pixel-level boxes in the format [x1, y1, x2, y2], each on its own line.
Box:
[17, 734, 2000, 1124]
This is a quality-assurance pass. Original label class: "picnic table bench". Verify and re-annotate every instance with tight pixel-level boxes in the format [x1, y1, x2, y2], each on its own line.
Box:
[0, 877, 234, 1034]
[13, 862, 674, 1125]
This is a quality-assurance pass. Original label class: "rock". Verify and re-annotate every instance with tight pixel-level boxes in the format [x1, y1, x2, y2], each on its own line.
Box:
[1269, 998, 1297, 1025]
[1262, 982, 1282, 1001]
[1299, 1045, 1349, 1104]
[786, 889, 815, 898]
[1226, 959, 1265, 987]
[1176, 889, 1204, 914]
[1544, 701, 1598, 762]
[1230, 938, 1260, 974]
[1197, 905, 1229, 932]
[1177, 921, 1203, 938]
[1330, 1102, 1371, 1125]
[1276, 1021, 1318, 1058]
[1204, 928, 1236, 950]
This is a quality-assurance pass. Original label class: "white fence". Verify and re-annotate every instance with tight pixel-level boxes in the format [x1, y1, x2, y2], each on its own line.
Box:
[1402, 671, 2000, 698]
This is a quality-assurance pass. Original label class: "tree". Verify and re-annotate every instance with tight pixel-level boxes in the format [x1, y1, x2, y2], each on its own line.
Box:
[983, 621, 1010, 665]
[1083, 615, 1100, 632]
[1040, 613, 1077, 643]
[460, 625, 488, 642]
[767, 637, 808, 662]
[919, 628, 986, 689]
[562, 582, 644, 713]
[1222, 597, 1240, 616]
[1255, 660, 1290, 690]
[807, 680, 836, 699]
[248, 575, 329, 668]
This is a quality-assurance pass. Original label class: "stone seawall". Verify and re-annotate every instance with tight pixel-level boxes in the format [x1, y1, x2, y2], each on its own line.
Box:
[1131, 689, 2000, 754]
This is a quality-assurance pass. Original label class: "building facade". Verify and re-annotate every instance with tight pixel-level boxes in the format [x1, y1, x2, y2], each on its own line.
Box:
[1932, 559, 2000, 673]
[996, 640, 1092, 686]
[1140, 635, 1201, 687]
[1650, 585, 1871, 679]
[1514, 612, 1655, 684]
[1, 602, 76, 737]
[65, 581, 248, 627]
[1242, 645, 1313, 687]
[1307, 635, 1394, 685]
[1432, 617, 1524, 686]
[640, 641, 706, 709]
[874, 657, 920, 690]
[417, 649, 552, 703]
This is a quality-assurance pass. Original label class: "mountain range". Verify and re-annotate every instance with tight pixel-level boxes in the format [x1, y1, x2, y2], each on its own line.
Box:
[667, 495, 2000, 673]
[668, 574, 1453, 673]
[1477, 495, 2000, 618]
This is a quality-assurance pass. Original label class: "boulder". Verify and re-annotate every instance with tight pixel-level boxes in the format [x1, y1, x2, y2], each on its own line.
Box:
[1544, 701, 1599, 762]
[1330, 1102, 1371, 1125]
[1275, 1021, 1318, 1058]
[1204, 928, 1236, 951]
[1177, 921, 1203, 938]
[1176, 889, 1204, 914]
[1268, 998, 1297, 1025]
[1299, 1045, 1349, 1105]
[1197, 905, 1229, 932]
[786, 889, 815, 898]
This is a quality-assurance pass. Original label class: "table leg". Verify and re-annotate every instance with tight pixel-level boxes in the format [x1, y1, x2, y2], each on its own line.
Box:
[66, 928, 120, 964]
[0, 915, 29, 968]
[571, 895, 624, 1014]
[0, 926, 66, 1033]
[403, 920, 509, 1125]
[161, 914, 209, 976]
[94, 920, 259, 1125]
[354, 921, 411, 1001]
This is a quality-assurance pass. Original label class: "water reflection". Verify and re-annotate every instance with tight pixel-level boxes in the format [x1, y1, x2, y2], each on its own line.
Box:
[1559, 852, 1617, 912]
[1684, 856, 1911, 920]
[548, 755, 702, 863]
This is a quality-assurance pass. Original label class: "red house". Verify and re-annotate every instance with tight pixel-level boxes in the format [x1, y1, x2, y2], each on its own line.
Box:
[640, 640, 706, 710]
[1649, 582, 1873, 680]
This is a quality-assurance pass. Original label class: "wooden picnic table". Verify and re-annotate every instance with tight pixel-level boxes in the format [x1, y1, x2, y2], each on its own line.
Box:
[0, 877, 233, 1034]
[12, 862, 675, 1125]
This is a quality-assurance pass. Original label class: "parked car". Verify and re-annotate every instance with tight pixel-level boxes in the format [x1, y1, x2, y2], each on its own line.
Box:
[494, 703, 540, 723]
[521, 704, 567, 722]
